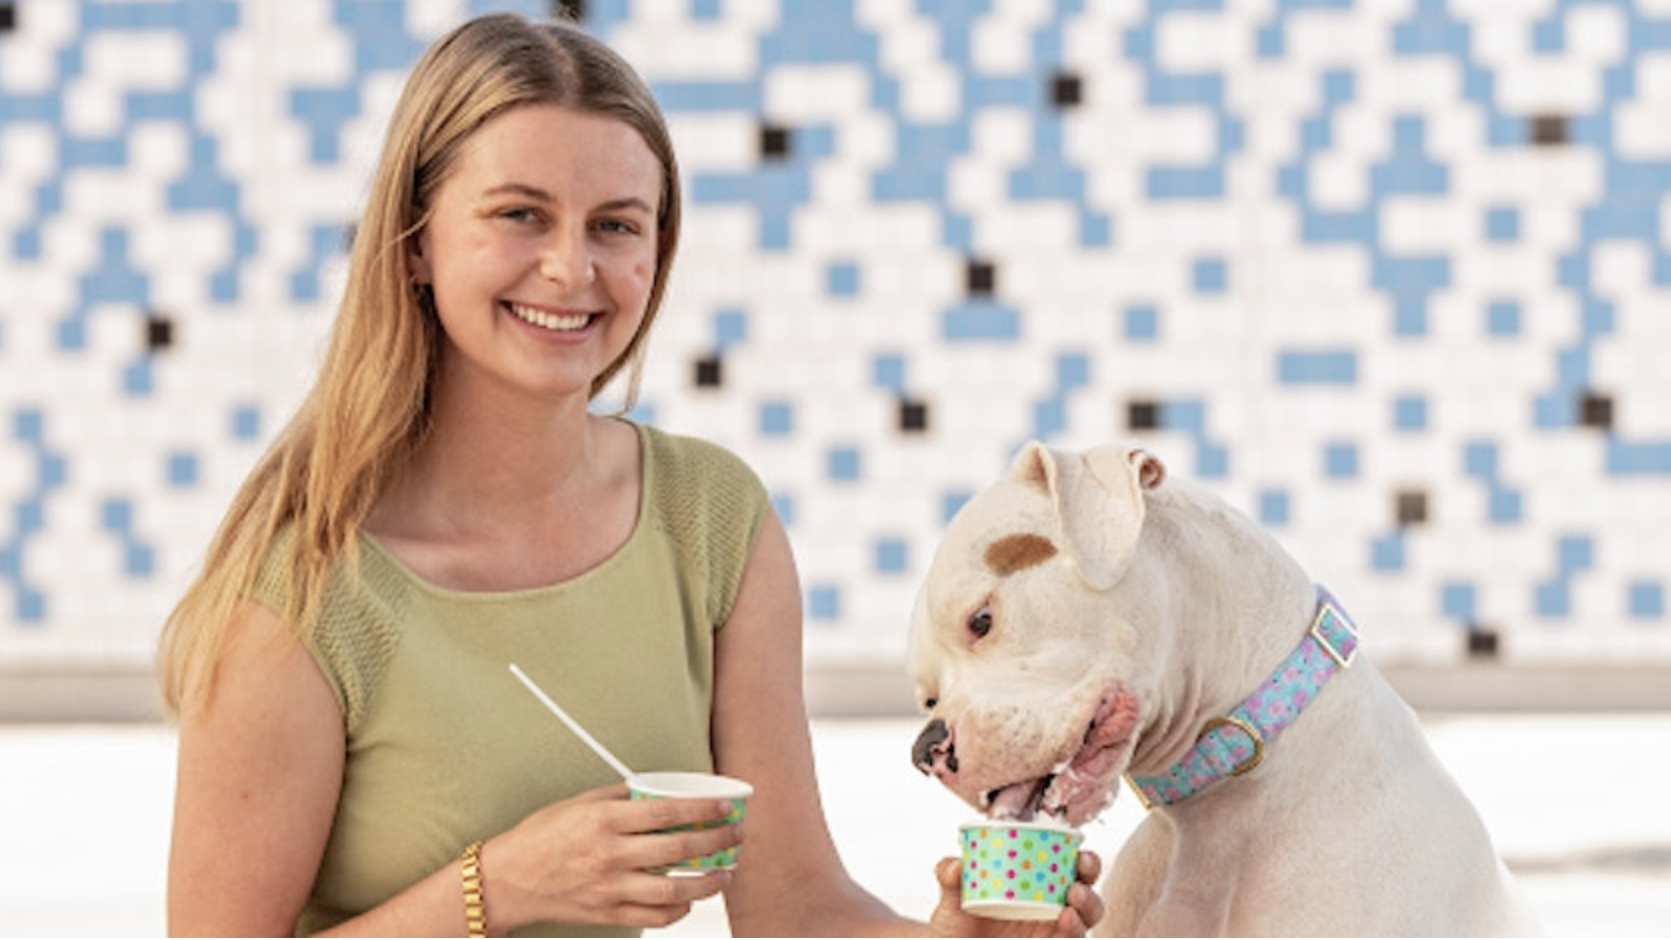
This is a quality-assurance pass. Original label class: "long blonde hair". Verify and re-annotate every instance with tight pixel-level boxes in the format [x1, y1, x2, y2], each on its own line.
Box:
[157, 13, 682, 715]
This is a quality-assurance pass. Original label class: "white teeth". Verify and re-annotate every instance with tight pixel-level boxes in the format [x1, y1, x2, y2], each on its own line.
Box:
[509, 303, 590, 331]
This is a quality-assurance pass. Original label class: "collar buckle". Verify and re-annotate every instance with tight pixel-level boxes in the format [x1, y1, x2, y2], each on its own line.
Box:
[1199, 714, 1265, 776]
[1310, 593, 1359, 669]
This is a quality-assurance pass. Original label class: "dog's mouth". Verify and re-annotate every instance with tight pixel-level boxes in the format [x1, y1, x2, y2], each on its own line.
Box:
[981, 688, 1139, 825]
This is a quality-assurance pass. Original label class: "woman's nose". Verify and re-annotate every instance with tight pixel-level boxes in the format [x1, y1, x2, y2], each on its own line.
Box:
[539, 228, 595, 287]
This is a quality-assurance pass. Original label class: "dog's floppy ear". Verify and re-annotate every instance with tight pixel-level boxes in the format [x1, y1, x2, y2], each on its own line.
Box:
[1008, 442, 1164, 590]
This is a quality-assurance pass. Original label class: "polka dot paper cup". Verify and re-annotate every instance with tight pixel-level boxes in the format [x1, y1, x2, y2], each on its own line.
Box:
[959, 818, 1082, 921]
[629, 771, 751, 876]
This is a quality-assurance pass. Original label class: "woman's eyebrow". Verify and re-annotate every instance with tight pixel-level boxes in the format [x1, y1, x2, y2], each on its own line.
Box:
[480, 183, 654, 215]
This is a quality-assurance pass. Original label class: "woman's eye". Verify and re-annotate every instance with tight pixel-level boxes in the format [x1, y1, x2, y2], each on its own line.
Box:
[594, 218, 640, 236]
[968, 607, 992, 640]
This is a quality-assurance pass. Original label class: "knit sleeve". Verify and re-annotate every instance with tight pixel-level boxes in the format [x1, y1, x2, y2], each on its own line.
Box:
[642, 426, 770, 632]
[250, 530, 403, 735]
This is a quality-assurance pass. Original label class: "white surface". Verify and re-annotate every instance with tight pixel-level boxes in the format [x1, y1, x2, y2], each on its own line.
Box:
[2, 714, 1668, 937]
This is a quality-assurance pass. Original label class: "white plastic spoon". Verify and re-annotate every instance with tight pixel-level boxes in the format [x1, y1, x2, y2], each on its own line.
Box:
[508, 662, 635, 780]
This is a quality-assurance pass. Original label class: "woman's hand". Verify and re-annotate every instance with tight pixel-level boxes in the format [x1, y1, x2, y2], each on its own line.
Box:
[483, 782, 743, 931]
[927, 849, 1105, 938]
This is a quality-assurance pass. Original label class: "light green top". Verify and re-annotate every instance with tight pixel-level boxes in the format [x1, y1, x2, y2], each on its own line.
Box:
[252, 422, 769, 938]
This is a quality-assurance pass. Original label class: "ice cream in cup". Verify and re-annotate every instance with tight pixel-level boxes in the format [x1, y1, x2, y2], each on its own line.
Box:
[629, 771, 752, 875]
[959, 816, 1083, 921]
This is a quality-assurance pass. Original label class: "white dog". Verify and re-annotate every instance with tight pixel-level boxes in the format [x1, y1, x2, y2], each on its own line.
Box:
[908, 441, 1541, 936]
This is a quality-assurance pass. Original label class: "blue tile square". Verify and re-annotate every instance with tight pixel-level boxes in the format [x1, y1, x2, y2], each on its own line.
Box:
[1324, 441, 1358, 478]
[1629, 581, 1665, 619]
[232, 405, 261, 441]
[1192, 256, 1228, 293]
[874, 538, 908, 573]
[1558, 535, 1593, 573]
[125, 544, 154, 577]
[1056, 353, 1090, 388]
[1485, 205, 1520, 242]
[1197, 443, 1229, 478]
[872, 354, 906, 393]
[1393, 395, 1427, 431]
[17, 588, 46, 623]
[1535, 581, 1569, 618]
[760, 401, 794, 436]
[826, 260, 860, 296]
[1124, 304, 1159, 341]
[1257, 489, 1289, 526]
[1464, 441, 1497, 478]
[827, 446, 862, 481]
[714, 307, 747, 350]
[1441, 582, 1476, 620]
[1277, 350, 1356, 384]
[14, 409, 44, 444]
[17, 499, 45, 535]
[166, 451, 198, 487]
[807, 585, 841, 621]
[1371, 532, 1405, 571]
[1486, 300, 1521, 336]
[1488, 489, 1523, 524]
[101, 498, 132, 533]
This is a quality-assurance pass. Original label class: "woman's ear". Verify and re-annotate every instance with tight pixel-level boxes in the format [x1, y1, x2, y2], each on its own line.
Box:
[407, 232, 432, 285]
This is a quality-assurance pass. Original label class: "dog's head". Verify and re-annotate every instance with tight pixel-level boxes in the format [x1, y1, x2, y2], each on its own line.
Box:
[907, 441, 1166, 825]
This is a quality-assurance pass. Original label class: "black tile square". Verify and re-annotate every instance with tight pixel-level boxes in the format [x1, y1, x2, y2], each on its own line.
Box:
[694, 355, 723, 388]
[1050, 71, 1082, 108]
[1579, 391, 1613, 430]
[1465, 626, 1500, 660]
[1530, 113, 1568, 146]
[145, 313, 174, 352]
[759, 123, 791, 160]
[899, 398, 929, 433]
[1394, 489, 1428, 526]
[965, 259, 996, 297]
[1127, 400, 1161, 431]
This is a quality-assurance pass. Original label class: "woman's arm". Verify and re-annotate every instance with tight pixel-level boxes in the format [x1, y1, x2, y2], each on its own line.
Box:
[167, 599, 355, 935]
[712, 509, 1105, 938]
[710, 508, 908, 937]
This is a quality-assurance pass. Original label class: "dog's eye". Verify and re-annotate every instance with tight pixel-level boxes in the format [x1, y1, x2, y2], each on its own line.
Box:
[968, 607, 993, 640]
[923, 697, 938, 710]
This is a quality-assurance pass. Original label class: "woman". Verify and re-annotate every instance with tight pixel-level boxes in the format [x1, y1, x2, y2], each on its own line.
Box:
[158, 12, 1102, 937]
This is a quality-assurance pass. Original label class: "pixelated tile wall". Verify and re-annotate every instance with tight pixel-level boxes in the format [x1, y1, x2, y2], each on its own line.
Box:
[1, 0, 1668, 672]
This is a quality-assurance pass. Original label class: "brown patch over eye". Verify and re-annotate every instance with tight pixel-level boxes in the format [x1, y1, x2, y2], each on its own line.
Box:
[984, 533, 1058, 576]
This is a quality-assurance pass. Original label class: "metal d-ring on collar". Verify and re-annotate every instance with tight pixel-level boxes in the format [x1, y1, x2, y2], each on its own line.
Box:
[1127, 585, 1360, 809]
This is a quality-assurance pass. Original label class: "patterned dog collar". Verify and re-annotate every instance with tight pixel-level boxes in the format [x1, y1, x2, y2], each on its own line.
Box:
[1127, 586, 1359, 809]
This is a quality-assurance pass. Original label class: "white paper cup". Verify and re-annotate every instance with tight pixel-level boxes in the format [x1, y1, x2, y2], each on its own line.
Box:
[628, 771, 752, 875]
[959, 817, 1082, 921]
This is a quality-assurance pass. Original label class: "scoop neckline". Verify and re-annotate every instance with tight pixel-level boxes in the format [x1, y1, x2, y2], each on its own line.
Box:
[356, 419, 651, 601]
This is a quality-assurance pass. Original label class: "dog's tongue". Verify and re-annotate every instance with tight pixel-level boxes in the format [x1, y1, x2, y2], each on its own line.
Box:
[988, 779, 1048, 820]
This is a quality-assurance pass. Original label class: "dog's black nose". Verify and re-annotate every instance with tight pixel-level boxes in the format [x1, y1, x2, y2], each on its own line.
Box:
[912, 718, 957, 775]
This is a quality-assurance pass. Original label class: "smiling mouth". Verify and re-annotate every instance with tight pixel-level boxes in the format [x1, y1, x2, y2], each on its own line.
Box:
[508, 301, 594, 332]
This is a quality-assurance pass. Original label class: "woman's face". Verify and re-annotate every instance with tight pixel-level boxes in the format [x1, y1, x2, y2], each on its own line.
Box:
[410, 103, 662, 408]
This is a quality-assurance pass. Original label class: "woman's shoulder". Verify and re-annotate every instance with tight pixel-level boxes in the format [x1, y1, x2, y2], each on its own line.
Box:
[250, 523, 407, 732]
[634, 420, 766, 496]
